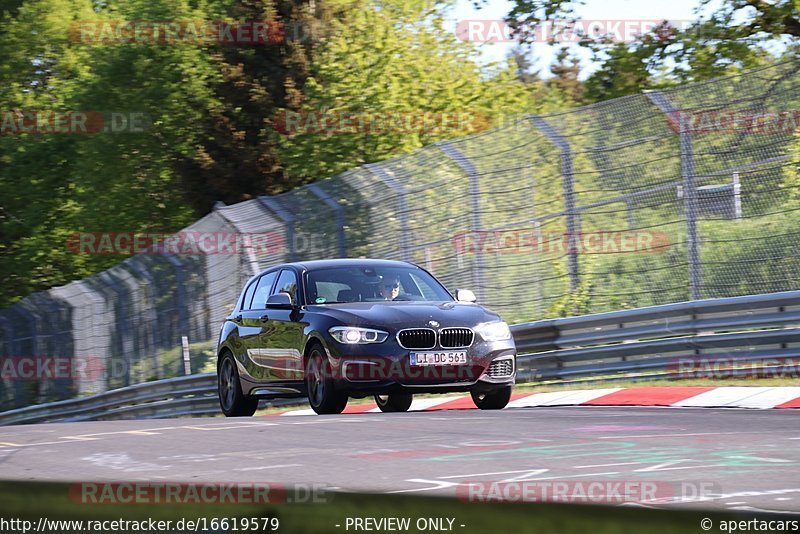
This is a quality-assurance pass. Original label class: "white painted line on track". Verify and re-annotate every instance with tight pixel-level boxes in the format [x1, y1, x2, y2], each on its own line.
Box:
[233, 464, 303, 471]
[385, 479, 463, 494]
[438, 469, 548, 480]
[597, 431, 748, 439]
[574, 462, 640, 469]
[724, 455, 792, 463]
[512, 471, 622, 481]
[634, 460, 715, 472]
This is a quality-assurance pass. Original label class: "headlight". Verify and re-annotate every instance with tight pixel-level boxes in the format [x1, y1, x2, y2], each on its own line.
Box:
[329, 326, 389, 344]
[475, 321, 511, 342]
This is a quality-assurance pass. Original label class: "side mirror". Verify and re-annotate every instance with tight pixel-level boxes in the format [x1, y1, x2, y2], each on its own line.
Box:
[455, 289, 477, 303]
[266, 292, 294, 309]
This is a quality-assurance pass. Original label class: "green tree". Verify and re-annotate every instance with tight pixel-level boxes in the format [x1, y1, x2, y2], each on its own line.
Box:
[275, 0, 538, 180]
[504, 0, 799, 100]
[172, 0, 343, 211]
[546, 46, 584, 104]
[0, 0, 215, 305]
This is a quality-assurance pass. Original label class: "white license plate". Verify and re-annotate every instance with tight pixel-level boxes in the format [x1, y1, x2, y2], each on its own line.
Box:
[410, 351, 468, 366]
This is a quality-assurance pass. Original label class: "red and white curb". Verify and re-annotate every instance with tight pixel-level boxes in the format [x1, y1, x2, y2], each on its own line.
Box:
[269, 387, 800, 416]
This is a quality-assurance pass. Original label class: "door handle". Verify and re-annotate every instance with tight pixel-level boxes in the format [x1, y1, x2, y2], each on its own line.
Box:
[259, 314, 270, 323]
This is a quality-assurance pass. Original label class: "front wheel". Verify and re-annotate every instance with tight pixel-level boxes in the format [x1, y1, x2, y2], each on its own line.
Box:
[374, 393, 413, 412]
[306, 345, 349, 415]
[471, 386, 512, 410]
[218, 352, 259, 417]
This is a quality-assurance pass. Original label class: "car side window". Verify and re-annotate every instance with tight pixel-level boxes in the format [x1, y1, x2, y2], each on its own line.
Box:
[250, 271, 278, 310]
[272, 269, 299, 305]
[240, 278, 259, 311]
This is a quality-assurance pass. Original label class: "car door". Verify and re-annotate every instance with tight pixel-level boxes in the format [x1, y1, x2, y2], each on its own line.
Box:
[240, 270, 278, 381]
[258, 268, 305, 382]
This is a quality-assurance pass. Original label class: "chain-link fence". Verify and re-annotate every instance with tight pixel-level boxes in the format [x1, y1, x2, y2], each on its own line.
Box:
[1, 59, 799, 409]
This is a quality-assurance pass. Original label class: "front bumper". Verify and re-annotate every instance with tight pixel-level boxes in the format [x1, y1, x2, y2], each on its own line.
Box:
[324, 337, 516, 395]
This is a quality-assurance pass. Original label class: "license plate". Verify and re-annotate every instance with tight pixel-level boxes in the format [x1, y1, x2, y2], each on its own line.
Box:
[410, 351, 468, 366]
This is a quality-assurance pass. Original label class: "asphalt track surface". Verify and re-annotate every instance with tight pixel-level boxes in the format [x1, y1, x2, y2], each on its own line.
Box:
[0, 406, 798, 514]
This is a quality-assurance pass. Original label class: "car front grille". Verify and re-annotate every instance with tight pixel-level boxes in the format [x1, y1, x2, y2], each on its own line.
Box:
[439, 328, 474, 348]
[487, 358, 514, 378]
[397, 328, 436, 349]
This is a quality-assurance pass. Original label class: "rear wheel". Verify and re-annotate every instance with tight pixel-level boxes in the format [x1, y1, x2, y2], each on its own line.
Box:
[471, 386, 512, 410]
[374, 393, 413, 413]
[218, 352, 259, 417]
[306, 345, 348, 415]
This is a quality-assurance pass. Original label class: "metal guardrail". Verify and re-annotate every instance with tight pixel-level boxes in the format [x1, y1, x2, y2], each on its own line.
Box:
[0, 374, 305, 426]
[2, 290, 799, 426]
[512, 290, 800, 382]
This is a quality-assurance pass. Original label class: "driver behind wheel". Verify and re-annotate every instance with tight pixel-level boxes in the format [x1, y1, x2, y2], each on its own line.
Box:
[379, 275, 401, 301]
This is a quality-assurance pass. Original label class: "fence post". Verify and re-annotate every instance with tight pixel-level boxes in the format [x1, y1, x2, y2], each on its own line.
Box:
[530, 116, 580, 292]
[98, 271, 133, 386]
[258, 196, 297, 261]
[365, 163, 410, 261]
[646, 90, 702, 300]
[0, 310, 25, 408]
[0, 313, 10, 357]
[126, 259, 162, 379]
[164, 255, 189, 343]
[9, 304, 44, 403]
[438, 142, 485, 301]
[307, 183, 347, 257]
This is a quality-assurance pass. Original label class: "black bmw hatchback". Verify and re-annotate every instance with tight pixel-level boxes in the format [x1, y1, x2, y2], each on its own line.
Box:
[216, 259, 517, 415]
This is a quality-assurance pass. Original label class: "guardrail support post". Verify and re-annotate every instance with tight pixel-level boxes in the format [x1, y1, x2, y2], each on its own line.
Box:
[365, 163, 411, 261]
[646, 90, 702, 300]
[181, 336, 191, 375]
[307, 183, 347, 257]
[438, 141, 485, 301]
[531, 117, 580, 291]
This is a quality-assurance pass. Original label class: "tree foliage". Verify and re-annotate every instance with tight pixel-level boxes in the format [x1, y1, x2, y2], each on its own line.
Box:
[0, 0, 550, 306]
[504, 0, 799, 100]
[275, 0, 539, 180]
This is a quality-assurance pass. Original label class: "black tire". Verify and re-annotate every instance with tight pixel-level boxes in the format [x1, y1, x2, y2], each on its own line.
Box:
[374, 393, 413, 413]
[306, 344, 348, 415]
[218, 352, 259, 417]
[471, 386, 512, 410]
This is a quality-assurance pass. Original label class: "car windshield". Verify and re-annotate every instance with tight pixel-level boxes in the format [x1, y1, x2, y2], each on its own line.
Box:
[305, 266, 453, 304]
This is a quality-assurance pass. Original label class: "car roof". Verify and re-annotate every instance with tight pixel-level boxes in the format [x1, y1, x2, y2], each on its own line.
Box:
[261, 258, 418, 275]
